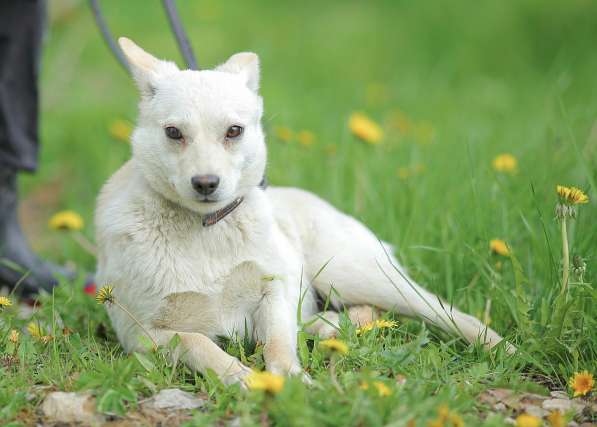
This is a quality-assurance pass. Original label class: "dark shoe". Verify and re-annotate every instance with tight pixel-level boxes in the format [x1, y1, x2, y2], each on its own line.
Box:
[0, 168, 74, 297]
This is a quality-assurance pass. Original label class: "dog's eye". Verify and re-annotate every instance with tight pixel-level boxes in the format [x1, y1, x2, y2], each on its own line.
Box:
[225, 125, 243, 139]
[165, 126, 183, 140]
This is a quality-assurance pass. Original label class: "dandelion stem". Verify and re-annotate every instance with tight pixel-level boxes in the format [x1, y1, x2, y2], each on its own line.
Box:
[329, 356, 344, 394]
[483, 299, 492, 325]
[112, 300, 158, 349]
[561, 219, 570, 295]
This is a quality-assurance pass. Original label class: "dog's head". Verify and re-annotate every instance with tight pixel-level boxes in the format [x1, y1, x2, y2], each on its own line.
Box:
[119, 37, 266, 214]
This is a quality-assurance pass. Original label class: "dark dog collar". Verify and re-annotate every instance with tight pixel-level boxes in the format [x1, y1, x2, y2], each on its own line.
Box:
[201, 177, 267, 227]
[202, 196, 244, 227]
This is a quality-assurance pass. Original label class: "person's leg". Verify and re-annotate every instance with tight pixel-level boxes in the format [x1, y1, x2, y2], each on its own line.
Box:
[0, 0, 71, 296]
[0, 168, 61, 295]
[0, 0, 43, 171]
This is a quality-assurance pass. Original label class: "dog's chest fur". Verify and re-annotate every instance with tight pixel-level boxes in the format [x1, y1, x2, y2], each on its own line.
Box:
[150, 260, 271, 337]
[97, 167, 298, 345]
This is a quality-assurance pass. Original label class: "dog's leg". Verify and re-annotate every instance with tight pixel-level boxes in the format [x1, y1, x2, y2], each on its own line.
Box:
[154, 329, 252, 386]
[269, 188, 511, 350]
[305, 306, 379, 338]
[254, 286, 304, 377]
[303, 212, 513, 352]
[311, 249, 512, 351]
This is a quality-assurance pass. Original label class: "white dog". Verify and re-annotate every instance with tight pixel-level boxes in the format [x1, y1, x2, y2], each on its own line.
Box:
[96, 37, 510, 385]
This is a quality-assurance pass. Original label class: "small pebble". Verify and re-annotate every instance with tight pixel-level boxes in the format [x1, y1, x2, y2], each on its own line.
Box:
[141, 388, 205, 411]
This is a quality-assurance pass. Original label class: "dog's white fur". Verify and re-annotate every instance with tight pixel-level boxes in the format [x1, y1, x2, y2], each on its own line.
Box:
[96, 38, 510, 385]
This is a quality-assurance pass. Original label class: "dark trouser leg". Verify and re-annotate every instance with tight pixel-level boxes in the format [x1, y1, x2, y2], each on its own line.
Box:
[0, 1, 72, 296]
[0, 0, 44, 172]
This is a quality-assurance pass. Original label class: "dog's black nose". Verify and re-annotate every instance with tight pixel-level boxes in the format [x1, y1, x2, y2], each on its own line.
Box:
[191, 174, 220, 196]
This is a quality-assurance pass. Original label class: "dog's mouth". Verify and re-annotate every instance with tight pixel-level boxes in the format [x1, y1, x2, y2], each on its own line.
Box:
[198, 198, 219, 204]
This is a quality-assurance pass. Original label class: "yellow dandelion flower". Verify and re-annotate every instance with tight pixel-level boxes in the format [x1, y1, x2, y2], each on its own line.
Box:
[245, 371, 285, 394]
[96, 285, 115, 305]
[490, 239, 510, 257]
[515, 414, 542, 427]
[387, 109, 413, 134]
[48, 210, 84, 231]
[27, 322, 43, 338]
[492, 153, 518, 174]
[297, 130, 316, 146]
[319, 338, 349, 355]
[438, 404, 450, 421]
[556, 185, 589, 205]
[0, 296, 12, 308]
[9, 329, 19, 343]
[449, 413, 464, 427]
[349, 112, 383, 144]
[546, 411, 564, 427]
[569, 370, 594, 397]
[357, 319, 397, 335]
[360, 381, 392, 397]
[274, 126, 294, 142]
[108, 119, 133, 143]
[373, 381, 392, 397]
[428, 405, 464, 427]
[40, 335, 54, 344]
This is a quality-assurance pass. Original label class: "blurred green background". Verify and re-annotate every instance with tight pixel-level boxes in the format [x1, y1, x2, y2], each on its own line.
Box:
[27, 0, 596, 309]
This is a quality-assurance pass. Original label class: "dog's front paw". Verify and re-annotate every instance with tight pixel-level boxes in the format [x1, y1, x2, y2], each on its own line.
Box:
[220, 362, 253, 387]
[267, 359, 298, 376]
[267, 361, 312, 385]
[285, 364, 313, 385]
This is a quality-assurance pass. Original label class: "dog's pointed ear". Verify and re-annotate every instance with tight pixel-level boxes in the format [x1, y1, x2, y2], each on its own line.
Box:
[118, 37, 178, 97]
[216, 52, 260, 93]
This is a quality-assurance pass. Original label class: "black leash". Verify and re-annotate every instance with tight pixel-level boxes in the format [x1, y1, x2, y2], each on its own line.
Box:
[88, 0, 199, 73]
[161, 0, 199, 70]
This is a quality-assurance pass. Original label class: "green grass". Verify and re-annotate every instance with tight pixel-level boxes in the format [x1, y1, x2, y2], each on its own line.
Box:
[2, 0, 596, 425]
